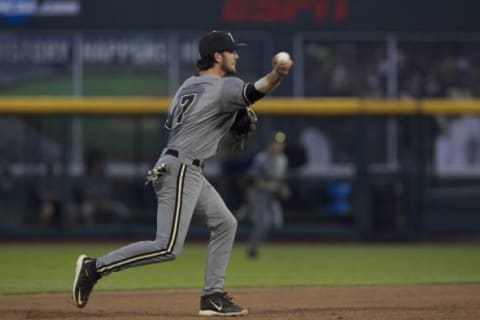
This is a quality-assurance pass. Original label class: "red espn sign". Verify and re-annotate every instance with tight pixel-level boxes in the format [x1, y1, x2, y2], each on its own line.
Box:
[222, 0, 348, 23]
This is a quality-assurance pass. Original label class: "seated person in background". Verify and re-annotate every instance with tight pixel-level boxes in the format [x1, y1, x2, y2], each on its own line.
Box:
[0, 160, 15, 222]
[37, 164, 62, 226]
[299, 125, 332, 174]
[76, 149, 129, 225]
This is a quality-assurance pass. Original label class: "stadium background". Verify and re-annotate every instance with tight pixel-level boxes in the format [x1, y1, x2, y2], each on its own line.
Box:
[1, 1, 480, 319]
[1, 0, 480, 239]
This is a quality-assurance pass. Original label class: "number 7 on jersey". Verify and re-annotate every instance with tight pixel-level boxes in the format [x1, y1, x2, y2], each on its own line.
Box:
[165, 93, 197, 130]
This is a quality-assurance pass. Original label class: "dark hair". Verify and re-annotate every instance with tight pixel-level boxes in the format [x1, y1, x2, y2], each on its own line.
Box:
[196, 55, 216, 71]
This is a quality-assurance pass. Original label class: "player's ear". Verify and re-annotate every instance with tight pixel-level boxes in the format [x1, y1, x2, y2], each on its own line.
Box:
[213, 52, 222, 64]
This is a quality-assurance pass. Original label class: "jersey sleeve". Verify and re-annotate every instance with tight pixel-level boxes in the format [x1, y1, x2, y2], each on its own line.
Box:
[220, 77, 250, 112]
[249, 152, 266, 177]
[164, 94, 179, 130]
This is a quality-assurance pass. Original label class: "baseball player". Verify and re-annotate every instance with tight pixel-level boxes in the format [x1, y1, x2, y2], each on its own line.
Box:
[72, 30, 293, 317]
[245, 131, 290, 258]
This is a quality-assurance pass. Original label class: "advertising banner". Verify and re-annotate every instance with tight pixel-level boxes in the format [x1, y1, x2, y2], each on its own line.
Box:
[0, 0, 478, 33]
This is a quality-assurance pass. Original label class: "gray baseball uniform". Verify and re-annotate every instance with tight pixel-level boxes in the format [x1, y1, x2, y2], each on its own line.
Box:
[247, 151, 288, 255]
[95, 74, 250, 295]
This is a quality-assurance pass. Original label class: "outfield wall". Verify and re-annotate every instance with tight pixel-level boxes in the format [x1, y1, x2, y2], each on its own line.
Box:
[2, 97, 480, 114]
[1, 97, 479, 239]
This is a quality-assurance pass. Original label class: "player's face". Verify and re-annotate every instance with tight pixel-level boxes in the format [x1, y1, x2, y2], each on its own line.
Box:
[220, 50, 239, 75]
[268, 141, 285, 156]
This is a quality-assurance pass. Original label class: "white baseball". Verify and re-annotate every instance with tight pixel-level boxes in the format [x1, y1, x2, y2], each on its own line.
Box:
[275, 52, 291, 63]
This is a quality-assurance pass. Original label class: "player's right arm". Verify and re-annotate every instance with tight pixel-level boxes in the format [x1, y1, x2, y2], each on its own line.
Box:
[253, 53, 293, 95]
[221, 53, 293, 112]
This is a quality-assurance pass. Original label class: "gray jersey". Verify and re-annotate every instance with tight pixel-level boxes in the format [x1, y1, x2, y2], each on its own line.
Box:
[164, 74, 249, 161]
[250, 151, 288, 184]
[95, 73, 252, 296]
[76, 30, 280, 308]
[247, 151, 288, 256]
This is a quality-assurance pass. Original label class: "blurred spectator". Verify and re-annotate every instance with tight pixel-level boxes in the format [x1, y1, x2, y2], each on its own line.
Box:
[35, 164, 62, 226]
[304, 40, 480, 98]
[304, 42, 387, 97]
[0, 160, 15, 222]
[299, 125, 332, 175]
[397, 43, 478, 98]
[0, 117, 60, 162]
[0, 160, 13, 195]
[435, 115, 480, 172]
[325, 180, 351, 216]
[74, 149, 129, 225]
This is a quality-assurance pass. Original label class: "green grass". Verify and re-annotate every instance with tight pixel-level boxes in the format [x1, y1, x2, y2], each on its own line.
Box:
[0, 243, 479, 294]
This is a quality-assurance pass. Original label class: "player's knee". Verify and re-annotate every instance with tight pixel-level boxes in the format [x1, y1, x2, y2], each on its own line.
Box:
[162, 246, 181, 261]
[146, 240, 178, 263]
[224, 214, 238, 231]
[170, 246, 185, 259]
[160, 246, 178, 261]
[152, 239, 169, 250]
[151, 251, 176, 263]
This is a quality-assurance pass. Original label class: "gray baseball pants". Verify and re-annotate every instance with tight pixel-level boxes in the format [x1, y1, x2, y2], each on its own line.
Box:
[248, 190, 283, 253]
[95, 155, 238, 295]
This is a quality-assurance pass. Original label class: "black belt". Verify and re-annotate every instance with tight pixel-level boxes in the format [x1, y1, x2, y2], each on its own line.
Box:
[166, 149, 204, 168]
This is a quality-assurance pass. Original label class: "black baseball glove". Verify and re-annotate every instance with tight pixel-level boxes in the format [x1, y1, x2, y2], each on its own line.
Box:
[272, 182, 291, 201]
[229, 107, 258, 150]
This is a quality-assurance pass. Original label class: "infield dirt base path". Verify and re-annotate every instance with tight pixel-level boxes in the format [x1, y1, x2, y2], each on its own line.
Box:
[1, 284, 480, 320]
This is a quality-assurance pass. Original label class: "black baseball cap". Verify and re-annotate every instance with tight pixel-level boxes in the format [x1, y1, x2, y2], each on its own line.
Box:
[198, 31, 246, 58]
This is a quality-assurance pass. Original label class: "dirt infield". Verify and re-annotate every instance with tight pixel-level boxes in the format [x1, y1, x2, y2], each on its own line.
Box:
[2, 284, 480, 320]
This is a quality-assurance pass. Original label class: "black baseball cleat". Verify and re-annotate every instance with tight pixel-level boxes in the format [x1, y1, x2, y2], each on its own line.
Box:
[247, 248, 259, 259]
[72, 254, 100, 308]
[199, 292, 248, 317]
